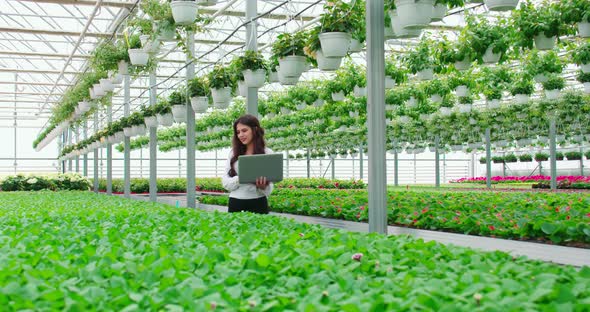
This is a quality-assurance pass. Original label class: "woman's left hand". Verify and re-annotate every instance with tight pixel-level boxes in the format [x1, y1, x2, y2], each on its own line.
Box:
[255, 176, 269, 190]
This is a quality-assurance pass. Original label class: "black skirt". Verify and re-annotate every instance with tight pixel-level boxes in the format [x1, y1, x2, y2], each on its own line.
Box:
[228, 196, 269, 214]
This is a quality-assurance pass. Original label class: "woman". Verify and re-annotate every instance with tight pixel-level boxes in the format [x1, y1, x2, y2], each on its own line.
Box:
[222, 114, 273, 214]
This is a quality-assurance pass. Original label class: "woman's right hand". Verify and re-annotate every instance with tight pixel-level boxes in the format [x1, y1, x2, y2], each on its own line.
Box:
[255, 176, 269, 190]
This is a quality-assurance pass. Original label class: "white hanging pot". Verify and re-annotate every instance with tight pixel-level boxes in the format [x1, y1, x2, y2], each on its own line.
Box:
[99, 78, 114, 92]
[534, 73, 548, 83]
[268, 71, 279, 83]
[458, 104, 472, 113]
[439, 107, 452, 116]
[353, 85, 366, 97]
[123, 127, 133, 137]
[158, 27, 176, 41]
[171, 105, 187, 123]
[111, 73, 123, 85]
[191, 96, 209, 113]
[128, 49, 149, 66]
[514, 94, 529, 104]
[349, 38, 363, 53]
[405, 96, 417, 108]
[316, 50, 343, 72]
[394, 0, 435, 30]
[144, 116, 158, 128]
[170, 1, 198, 25]
[584, 82, 590, 94]
[118, 61, 128, 75]
[487, 99, 501, 109]
[132, 125, 146, 136]
[429, 94, 442, 103]
[278, 56, 307, 77]
[318, 32, 352, 58]
[455, 85, 469, 97]
[197, 0, 217, 6]
[483, 45, 501, 63]
[545, 89, 560, 100]
[454, 58, 471, 71]
[533, 34, 555, 51]
[484, 0, 519, 11]
[389, 10, 422, 39]
[243, 69, 266, 88]
[331, 91, 345, 102]
[416, 67, 434, 80]
[431, 4, 448, 22]
[579, 22, 590, 38]
[385, 76, 396, 89]
[93, 84, 105, 97]
[277, 67, 300, 85]
[140, 35, 150, 47]
[581, 63, 590, 73]
[237, 80, 248, 97]
[157, 113, 174, 127]
[211, 87, 232, 105]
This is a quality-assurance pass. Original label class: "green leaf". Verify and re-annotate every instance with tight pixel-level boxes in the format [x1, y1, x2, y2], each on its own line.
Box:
[256, 253, 271, 268]
[541, 223, 557, 235]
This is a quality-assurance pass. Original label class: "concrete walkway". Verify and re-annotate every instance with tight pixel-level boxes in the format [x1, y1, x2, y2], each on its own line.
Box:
[126, 193, 590, 267]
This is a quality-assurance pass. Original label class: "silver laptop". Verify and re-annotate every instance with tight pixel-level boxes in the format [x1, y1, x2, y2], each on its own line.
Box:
[238, 153, 284, 184]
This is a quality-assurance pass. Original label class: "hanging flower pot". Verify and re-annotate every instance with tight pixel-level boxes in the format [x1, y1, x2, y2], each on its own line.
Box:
[439, 107, 452, 116]
[128, 49, 149, 66]
[99, 78, 114, 92]
[431, 3, 448, 22]
[455, 85, 469, 97]
[349, 39, 363, 53]
[579, 22, 590, 38]
[197, 0, 217, 6]
[534, 73, 548, 83]
[157, 113, 174, 127]
[482, 45, 501, 63]
[93, 84, 105, 97]
[484, 0, 519, 11]
[144, 116, 158, 128]
[585, 82, 590, 94]
[158, 27, 176, 41]
[318, 32, 352, 58]
[581, 63, 590, 73]
[140, 35, 150, 46]
[514, 94, 529, 104]
[191, 96, 209, 113]
[211, 87, 232, 106]
[331, 91, 345, 102]
[268, 71, 279, 83]
[316, 50, 343, 72]
[385, 76, 396, 89]
[533, 34, 555, 51]
[132, 124, 146, 136]
[405, 96, 417, 108]
[243, 69, 266, 88]
[237, 80, 248, 97]
[278, 56, 307, 77]
[416, 67, 434, 80]
[487, 99, 501, 109]
[545, 89, 560, 100]
[170, 0, 199, 25]
[454, 58, 471, 71]
[458, 104, 472, 113]
[394, 0, 434, 29]
[118, 61, 128, 75]
[111, 73, 123, 85]
[171, 105, 187, 123]
[429, 94, 442, 103]
[277, 67, 300, 85]
[353, 85, 366, 97]
[389, 10, 422, 39]
[214, 100, 230, 110]
[123, 127, 134, 137]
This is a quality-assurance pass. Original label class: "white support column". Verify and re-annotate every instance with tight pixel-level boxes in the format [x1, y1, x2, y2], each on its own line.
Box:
[366, 0, 387, 234]
[106, 105, 113, 195]
[245, 0, 258, 116]
[485, 128, 492, 189]
[149, 71, 158, 202]
[123, 73, 131, 198]
[83, 120, 88, 177]
[93, 111, 99, 192]
[186, 32, 196, 208]
[549, 120, 557, 190]
[75, 126, 79, 173]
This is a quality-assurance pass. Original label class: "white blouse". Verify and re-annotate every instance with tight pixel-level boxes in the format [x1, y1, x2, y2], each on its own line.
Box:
[221, 148, 274, 199]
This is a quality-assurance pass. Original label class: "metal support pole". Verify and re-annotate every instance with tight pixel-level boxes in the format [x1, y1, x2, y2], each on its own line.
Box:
[123, 73, 131, 198]
[435, 136, 440, 187]
[245, 0, 258, 116]
[393, 138, 398, 186]
[367, 0, 387, 234]
[106, 105, 113, 195]
[93, 111, 99, 192]
[580, 145, 584, 176]
[549, 120, 557, 190]
[359, 144, 364, 180]
[83, 120, 88, 177]
[59, 132, 65, 174]
[485, 128, 492, 189]
[331, 156, 335, 180]
[75, 126, 80, 173]
[68, 127, 73, 172]
[186, 32, 196, 208]
[13, 74, 17, 174]
[149, 71, 157, 202]
[285, 150, 289, 178]
[306, 148, 311, 178]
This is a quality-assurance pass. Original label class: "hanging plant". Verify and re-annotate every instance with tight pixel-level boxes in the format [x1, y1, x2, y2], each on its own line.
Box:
[510, 75, 535, 96]
[188, 76, 209, 97]
[523, 51, 564, 81]
[572, 43, 590, 67]
[542, 75, 565, 91]
[464, 15, 512, 64]
[402, 38, 436, 74]
[90, 40, 130, 73]
[271, 32, 308, 59]
[512, 1, 573, 50]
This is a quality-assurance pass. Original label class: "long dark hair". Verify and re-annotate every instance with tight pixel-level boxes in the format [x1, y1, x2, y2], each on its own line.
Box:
[228, 114, 266, 177]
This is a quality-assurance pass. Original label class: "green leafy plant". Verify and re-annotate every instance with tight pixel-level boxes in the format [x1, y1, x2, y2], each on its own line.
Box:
[319, 0, 363, 34]
[188, 76, 208, 97]
[561, 0, 590, 24]
[524, 51, 564, 76]
[154, 99, 171, 115]
[207, 65, 234, 89]
[483, 88, 503, 101]
[504, 153, 518, 163]
[535, 152, 549, 161]
[565, 151, 582, 160]
[578, 71, 590, 83]
[239, 50, 267, 71]
[90, 40, 130, 72]
[542, 75, 566, 90]
[168, 89, 187, 106]
[271, 31, 308, 59]
[492, 156, 504, 163]
[464, 15, 511, 63]
[510, 76, 535, 96]
[519, 154, 533, 162]
[555, 151, 565, 160]
[385, 57, 408, 84]
[423, 78, 450, 96]
[402, 38, 435, 73]
[572, 43, 590, 65]
[512, 1, 571, 49]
